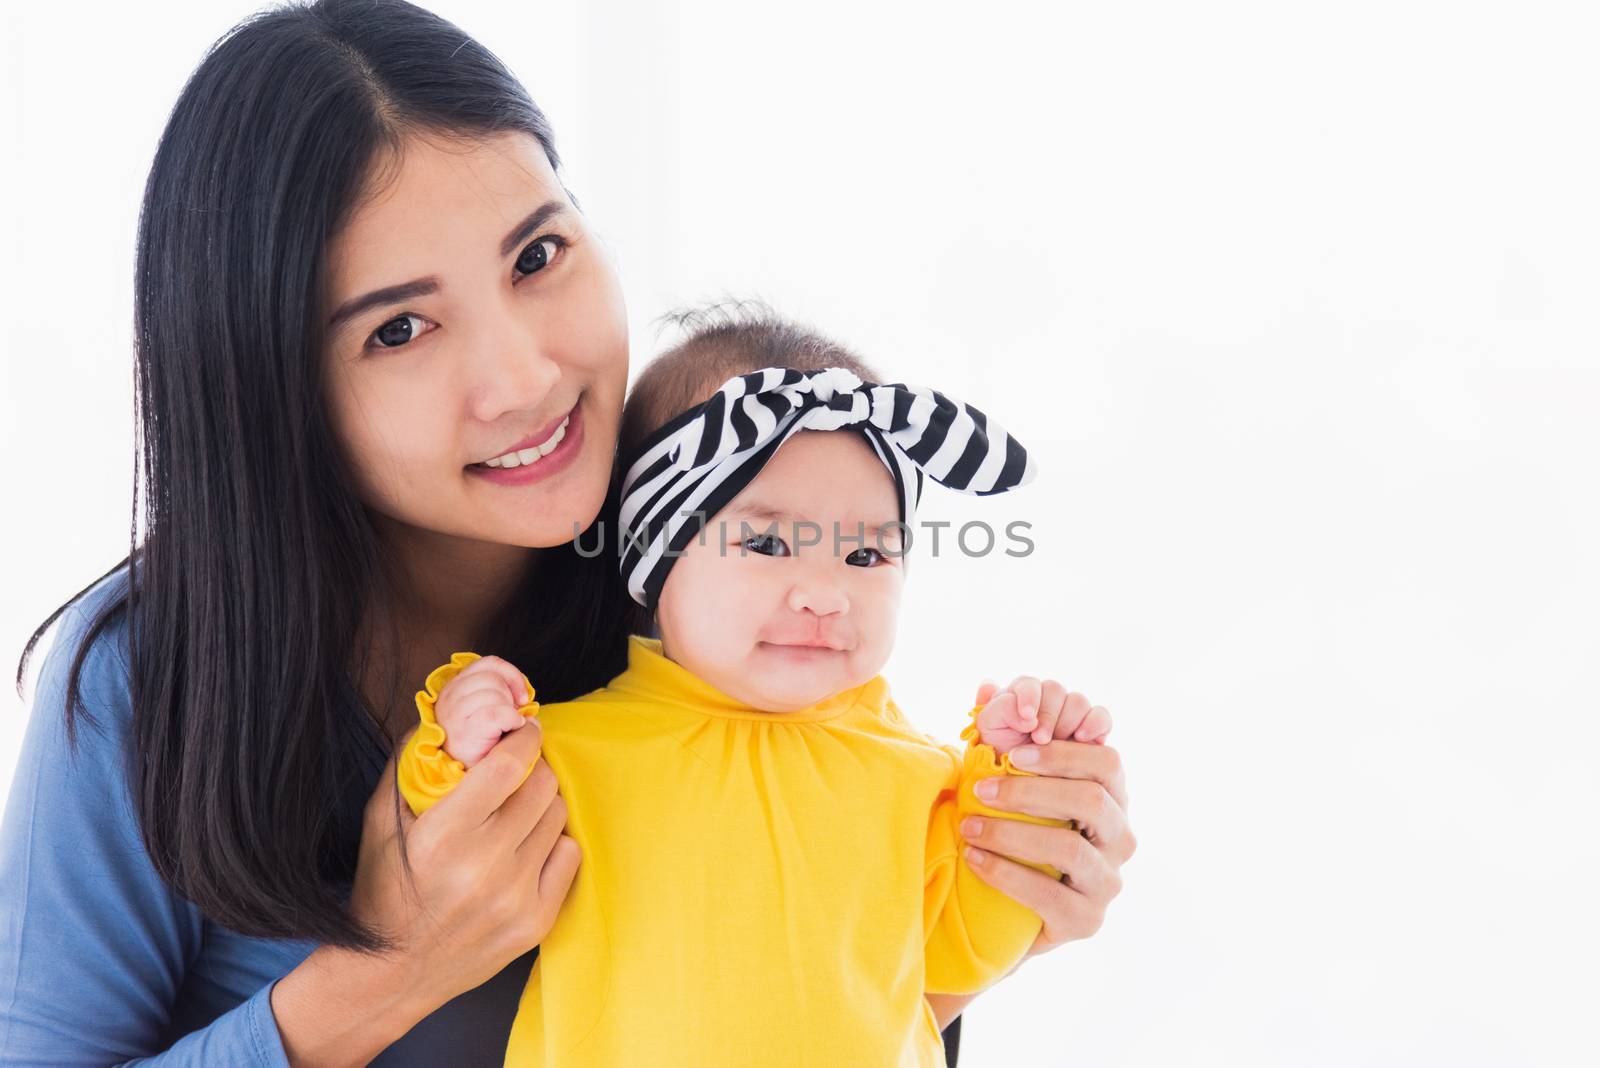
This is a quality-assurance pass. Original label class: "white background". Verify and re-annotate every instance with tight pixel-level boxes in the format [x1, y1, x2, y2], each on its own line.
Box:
[4, 2, 1598, 1064]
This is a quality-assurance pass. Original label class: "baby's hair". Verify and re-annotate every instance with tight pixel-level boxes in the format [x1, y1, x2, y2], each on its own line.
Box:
[618, 298, 884, 473]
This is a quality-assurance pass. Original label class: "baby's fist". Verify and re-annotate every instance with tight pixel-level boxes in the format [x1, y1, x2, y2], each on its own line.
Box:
[973, 676, 1112, 755]
[434, 655, 535, 768]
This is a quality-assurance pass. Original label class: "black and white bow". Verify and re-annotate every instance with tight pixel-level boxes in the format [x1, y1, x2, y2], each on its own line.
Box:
[617, 366, 1036, 609]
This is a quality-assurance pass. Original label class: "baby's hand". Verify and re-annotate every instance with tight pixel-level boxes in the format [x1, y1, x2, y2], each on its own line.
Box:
[973, 676, 1113, 755]
[434, 655, 535, 768]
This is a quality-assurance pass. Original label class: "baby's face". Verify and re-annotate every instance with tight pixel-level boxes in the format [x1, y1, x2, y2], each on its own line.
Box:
[656, 430, 906, 712]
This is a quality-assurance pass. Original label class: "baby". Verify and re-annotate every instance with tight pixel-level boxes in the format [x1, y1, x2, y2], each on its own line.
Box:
[397, 312, 1111, 1067]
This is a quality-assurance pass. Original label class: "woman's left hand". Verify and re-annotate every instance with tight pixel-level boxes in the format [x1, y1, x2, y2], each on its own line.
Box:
[961, 677, 1136, 956]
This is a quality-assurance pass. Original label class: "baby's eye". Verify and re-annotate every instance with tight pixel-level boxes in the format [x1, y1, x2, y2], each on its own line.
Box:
[514, 236, 566, 279]
[369, 313, 431, 350]
[845, 547, 886, 568]
[743, 533, 791, 557]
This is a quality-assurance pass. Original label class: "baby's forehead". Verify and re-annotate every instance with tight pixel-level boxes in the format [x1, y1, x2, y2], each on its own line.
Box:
[726, 430, 900, 523]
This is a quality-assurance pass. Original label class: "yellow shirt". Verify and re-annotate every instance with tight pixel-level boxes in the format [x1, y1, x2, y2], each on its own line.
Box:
[398, 635, 1069, 1067]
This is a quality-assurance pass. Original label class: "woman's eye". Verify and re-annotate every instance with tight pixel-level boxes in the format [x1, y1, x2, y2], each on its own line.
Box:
[369, 313, 430, 350]
[514, 236, 565, 278]
[845, 547, 885, 568]
[743, 533, 791, 557]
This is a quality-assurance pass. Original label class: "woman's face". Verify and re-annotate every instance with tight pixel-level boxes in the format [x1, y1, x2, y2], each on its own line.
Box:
[321, 130, 628, 553]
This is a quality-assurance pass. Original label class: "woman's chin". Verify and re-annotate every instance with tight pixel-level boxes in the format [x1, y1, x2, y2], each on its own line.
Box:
[483, 469, 613, 549]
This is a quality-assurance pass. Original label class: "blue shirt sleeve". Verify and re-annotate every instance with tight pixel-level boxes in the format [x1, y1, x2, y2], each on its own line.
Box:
[0, 591, 292, 1067]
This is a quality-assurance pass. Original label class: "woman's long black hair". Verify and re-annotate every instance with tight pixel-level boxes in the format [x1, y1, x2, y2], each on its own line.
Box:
[12, 0, 641, 951]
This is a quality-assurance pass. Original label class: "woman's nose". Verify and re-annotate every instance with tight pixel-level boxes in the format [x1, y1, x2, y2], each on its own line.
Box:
[464, 305, 562, 424]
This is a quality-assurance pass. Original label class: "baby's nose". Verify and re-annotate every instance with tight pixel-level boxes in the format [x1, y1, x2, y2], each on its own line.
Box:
[786, 581, 848, 617]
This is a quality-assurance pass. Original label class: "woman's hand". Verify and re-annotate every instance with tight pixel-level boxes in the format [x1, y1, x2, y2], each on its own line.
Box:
[271, 721, 580, 1065]
[350, 718, 581, 1006]
[961, 677, 1135, 955]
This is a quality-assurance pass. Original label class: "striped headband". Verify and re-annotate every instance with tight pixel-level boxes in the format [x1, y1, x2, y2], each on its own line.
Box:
[616, 365, 1036, 610]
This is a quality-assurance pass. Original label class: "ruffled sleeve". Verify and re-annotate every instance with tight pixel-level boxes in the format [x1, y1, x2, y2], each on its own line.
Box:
[396, 652, 539, 818]
[921, 702, 1077, 995]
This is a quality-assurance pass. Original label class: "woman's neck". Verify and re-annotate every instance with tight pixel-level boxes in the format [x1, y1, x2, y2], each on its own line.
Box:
[356, 516, 540, 744]
[387, 528, 535, 639]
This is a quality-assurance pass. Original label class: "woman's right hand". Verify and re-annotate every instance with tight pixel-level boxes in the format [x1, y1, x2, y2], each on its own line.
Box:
[350, 718, 581, 1009]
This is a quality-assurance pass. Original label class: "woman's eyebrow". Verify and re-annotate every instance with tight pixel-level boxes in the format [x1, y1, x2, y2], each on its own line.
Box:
[328, 277, 441, 330]
[499, 200, 569, 256]
[326, 200, 571, 330]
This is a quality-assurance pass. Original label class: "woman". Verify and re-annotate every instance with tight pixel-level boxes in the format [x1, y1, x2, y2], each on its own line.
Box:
[0, 1, 1136, 1064]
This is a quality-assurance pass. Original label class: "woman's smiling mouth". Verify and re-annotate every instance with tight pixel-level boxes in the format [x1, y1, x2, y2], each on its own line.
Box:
[480, 416, 569, 468]
[467, 397, 585, 486]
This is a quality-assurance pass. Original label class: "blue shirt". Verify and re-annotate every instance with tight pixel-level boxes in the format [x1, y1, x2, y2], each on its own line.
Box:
[0, 572, 535, 1065]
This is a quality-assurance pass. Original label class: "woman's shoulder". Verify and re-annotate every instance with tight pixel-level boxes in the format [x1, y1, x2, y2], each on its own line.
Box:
[26, 564, 137, 748]
[5, 564, 180, 913]
[0, 565, 217, 1061]
[36, 564, 134, 666]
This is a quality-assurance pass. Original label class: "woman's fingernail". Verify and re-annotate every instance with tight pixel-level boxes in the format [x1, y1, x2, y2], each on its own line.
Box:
[965, 846, 988, 866]
[960, 817, 984, 837]
[1010, 747, 1039, 767]
[974, 778, 999, 800]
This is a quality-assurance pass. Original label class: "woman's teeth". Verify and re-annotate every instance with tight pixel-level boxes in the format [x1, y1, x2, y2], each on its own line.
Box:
[482, 415, 569, 468]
